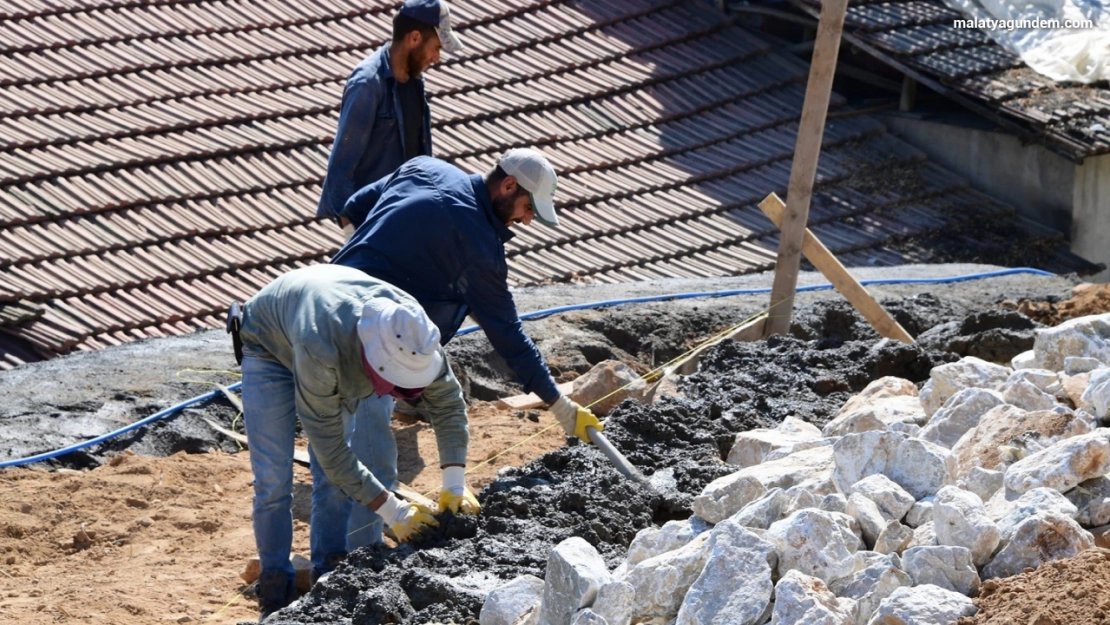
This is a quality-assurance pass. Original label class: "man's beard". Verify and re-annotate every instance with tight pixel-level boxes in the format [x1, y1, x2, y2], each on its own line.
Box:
[492, 190, 527, 225]
[406, 46, 428, 79]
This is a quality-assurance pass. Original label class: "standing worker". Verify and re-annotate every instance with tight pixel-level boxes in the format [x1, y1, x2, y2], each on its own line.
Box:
[316, 0, 462, 235]
[232, 264, 480, 621]
[312, 0, 463, 555]
[331, 149, 604, 524]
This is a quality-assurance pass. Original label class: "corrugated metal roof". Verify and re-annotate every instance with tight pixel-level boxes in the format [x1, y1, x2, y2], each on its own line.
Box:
[793, 0, 1110, 159]
[0, 0, 1093, 367]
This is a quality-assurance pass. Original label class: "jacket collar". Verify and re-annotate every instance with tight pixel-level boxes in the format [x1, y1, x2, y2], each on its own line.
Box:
[471, 174, 514, 243]
[379, 44, 395, 81]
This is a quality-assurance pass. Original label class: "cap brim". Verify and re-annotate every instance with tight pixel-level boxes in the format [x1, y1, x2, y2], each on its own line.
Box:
[436, 23, 463, 54]
[530, 192, 558, 227]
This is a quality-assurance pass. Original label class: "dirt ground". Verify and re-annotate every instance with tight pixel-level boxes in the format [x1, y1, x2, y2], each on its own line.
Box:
[1008, 282, 1110, 326]
[0, 401, 566, 625]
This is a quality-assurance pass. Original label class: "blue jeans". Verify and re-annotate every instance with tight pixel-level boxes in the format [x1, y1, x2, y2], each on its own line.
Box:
[345, 393, 397, 549]
[241, 356, 397, 578]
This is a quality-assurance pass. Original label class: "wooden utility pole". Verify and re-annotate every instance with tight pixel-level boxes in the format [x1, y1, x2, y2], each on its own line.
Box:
[764, 0, 851, 338]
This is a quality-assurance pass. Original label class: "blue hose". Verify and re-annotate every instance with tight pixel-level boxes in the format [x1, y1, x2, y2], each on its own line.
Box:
[0, 267, 1055, 468]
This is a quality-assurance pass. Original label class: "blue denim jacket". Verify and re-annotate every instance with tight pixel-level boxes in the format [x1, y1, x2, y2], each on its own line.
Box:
[331, 157, 562, 404]
[316, 45, 433, 220]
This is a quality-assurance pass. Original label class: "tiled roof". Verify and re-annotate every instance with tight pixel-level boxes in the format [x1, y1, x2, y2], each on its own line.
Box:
[0, 0, 1093, 369]
[790, 0, 1110, 160]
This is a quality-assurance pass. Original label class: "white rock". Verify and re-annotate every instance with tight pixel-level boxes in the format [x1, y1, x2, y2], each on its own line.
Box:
[1066, 477, 1110, 527]
[784, 486, 822, 516]
[627, 518, 710, 566]
[932, 486, 1000, 566]
[960, 467, 1004, 503]
[731, 488, 789, 530]
[481, 575, 546, 625]
[922, 357, 1011, 417]
[850, 475, 916, 522]
[1011, 350, 1035, 370]
[993, 487, 1079, 540]
[847, 494, 887, 549]
[904, 499, 933, 528]
[919, 388, 1005, 449]
[901, 546, 980, 596]
[823, 396, 926, 438]
[728, 416, 823, 467]
[1007, 368, 1059, 392]
[770, 570, 857, 625]
[764, 438, 836, 463]
[951, 405, 1092, 479]
[1082, 369, 1110, 420]
[982, 511, 1095, 579]
[908, 521, 937, 549]
[1033, 313, 1110, 372]
[865, 584, 977, 625]
[887, 422, 921, 437]
[873, 520, 913, 555]
[593, 582, 633, 625]
[675, 523, 774, 625]
[839, 377, 919, 415]
[1065, 356, 1104, 375]
[766, 509, 861, 584]
[820, 493, 849, 515]
[1004, 429, 1110, 495]
[833, 432, 956, 500]
[1000, 378, 1060, 412]
[694, 446, 835, 523]
[625, 534, 709, 619]
[830, 553, 911, 624]
[538, 538, 612, 625]
[570, 609, 606, 625]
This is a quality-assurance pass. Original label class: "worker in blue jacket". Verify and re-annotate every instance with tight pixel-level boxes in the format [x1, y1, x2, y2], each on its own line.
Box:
[316, 0, 462, 234]
[331, 148, 603, 544]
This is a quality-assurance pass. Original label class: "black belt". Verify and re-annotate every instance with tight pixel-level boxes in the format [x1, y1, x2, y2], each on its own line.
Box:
[226, 301, 244, 365]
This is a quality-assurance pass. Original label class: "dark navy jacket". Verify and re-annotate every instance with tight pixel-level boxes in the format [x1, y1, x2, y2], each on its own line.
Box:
[316, 45, 433, 220]
[331, 156, 561, 403]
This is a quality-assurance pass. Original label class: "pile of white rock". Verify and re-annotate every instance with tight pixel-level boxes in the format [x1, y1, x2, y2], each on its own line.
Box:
[478, 312, 1110, 625]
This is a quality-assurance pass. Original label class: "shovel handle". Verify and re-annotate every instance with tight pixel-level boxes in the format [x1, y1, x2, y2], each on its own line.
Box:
[586, 426, 650, 485]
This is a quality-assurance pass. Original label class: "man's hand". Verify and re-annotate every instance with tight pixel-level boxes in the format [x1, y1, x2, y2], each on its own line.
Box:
[550, 396, 602, 443]
[374, 493, 438, 542]
[439, 465, 481, 515]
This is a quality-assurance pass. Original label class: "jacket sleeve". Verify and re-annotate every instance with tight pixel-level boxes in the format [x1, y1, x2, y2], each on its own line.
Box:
[341, 169, 393, 229]
[460, 258, 561, 404]
[291, 345, 386, 505]
[318, 76, 380, 220]
[419, 352, 469, 467]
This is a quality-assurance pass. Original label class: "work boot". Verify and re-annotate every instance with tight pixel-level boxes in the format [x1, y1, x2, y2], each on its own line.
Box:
[257, 570, 296, 623]
[310, 551, 347, 587]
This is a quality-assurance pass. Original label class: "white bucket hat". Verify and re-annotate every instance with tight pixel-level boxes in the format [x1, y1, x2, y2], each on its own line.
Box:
[357, 299, 443, 388]
[498, 147, 560, 227]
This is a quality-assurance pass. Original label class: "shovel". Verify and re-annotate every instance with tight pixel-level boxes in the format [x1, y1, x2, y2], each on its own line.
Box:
[586, 426, 651, 486]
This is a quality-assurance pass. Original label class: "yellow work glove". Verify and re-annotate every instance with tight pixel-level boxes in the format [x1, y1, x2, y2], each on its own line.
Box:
[374, 493, 438, 542]
[550, 395, 603, 443]
[439, 465, 481, 515]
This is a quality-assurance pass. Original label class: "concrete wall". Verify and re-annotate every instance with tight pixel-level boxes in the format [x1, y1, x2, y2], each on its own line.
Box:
[880, 114, 1076, 234]
[1072, 153, 1110, 281]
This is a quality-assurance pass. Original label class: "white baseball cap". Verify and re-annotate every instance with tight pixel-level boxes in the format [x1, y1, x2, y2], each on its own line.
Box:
[400, 0, 463, 55]
[357, 298, 443, 389]
[498, 148, 560, 227]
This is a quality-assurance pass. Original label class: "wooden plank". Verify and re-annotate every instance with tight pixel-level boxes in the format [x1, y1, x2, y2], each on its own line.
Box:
[394, 483, 437, 509]
[759, 193, 914, 343]
[765, 0, 851, 338]
[497, 381, 575, 411]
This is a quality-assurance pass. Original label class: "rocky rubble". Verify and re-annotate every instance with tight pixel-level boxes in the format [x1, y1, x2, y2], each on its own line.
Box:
[482, 312, 1110, 625]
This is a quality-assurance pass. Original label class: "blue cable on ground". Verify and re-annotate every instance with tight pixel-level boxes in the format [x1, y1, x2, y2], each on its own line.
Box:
[0, 267, 1056, 469]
